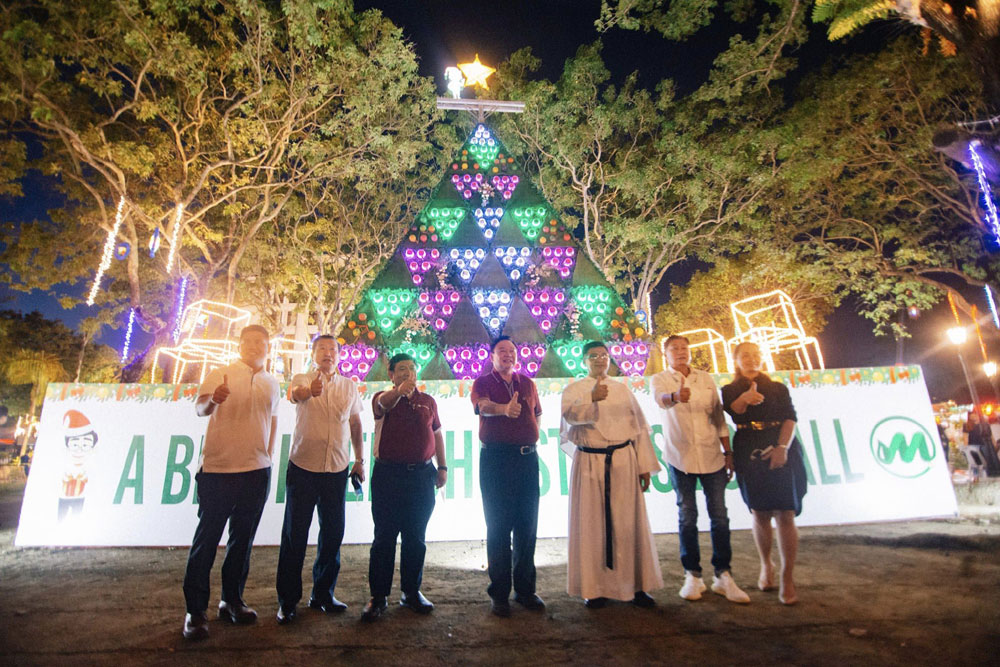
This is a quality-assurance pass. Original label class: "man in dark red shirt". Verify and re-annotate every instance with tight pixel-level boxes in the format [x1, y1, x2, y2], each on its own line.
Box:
[361, 353, 448, 622]
[470, 336, 544, 617]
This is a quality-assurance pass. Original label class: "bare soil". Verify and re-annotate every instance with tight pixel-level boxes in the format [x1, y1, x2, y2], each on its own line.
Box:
[1, 479, 999, 666]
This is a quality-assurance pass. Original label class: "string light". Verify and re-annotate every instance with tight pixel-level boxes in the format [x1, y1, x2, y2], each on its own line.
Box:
[985, 285, 999, 329]
[172, 276, 189, 343]
[121, 308, 136, 362]
[86, 195, 126, 306]
[968, 140, 1000, 243]
[165, 203, 184, 274]
[947, 292, 962, 326]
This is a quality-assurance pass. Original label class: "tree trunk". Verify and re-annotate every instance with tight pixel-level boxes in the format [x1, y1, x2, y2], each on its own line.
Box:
[919, 0, 1000, 113]
[74, 331, 92, 383]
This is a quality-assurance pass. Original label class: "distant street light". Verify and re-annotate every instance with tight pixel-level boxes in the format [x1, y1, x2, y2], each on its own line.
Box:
[985, 361, 998, 378]
[945, 329, 994, 451]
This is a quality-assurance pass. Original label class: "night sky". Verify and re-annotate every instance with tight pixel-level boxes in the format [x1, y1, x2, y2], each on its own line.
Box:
[0, 0, 989, 404]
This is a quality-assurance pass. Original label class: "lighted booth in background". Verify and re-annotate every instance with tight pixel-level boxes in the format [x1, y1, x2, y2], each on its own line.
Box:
[16, 366, 956, 547]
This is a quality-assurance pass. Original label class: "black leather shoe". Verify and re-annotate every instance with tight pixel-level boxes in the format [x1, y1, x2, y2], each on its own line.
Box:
[182, 612, 209, 640]
[276, 606, 297, 625]
[513, 593, 546, 611]
[360, 597, 388, 622]
[490, 598, 512, 617]
[400, 591, 434, 614]
[218, 600, 258, 625]
[309, 596, 348, 613]
[632, 591, 656, 608]
[584, 597, 609, 609]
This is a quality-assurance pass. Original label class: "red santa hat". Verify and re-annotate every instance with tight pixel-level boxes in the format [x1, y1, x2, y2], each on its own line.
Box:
[62, 410, 94, 437]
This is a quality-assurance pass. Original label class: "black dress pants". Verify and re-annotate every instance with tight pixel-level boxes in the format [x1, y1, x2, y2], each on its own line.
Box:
[275, 461, 348, 609]
[367, 460, 436, 598]
[479, 446, 539, 601]
[182, 467, 270, 614]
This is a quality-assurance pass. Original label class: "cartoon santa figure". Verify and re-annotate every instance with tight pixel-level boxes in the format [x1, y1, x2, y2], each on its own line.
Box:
[59, 409, 99, 521]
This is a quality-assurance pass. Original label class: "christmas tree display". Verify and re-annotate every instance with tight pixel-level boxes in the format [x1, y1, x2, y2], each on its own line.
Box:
[337, 123, 650, 382]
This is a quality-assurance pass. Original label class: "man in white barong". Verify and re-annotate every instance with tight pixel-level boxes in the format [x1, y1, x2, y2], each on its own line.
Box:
[560, 340, 663, 609]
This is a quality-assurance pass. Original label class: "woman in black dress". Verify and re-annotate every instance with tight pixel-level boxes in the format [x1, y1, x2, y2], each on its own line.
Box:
[721, 342, 807, 605]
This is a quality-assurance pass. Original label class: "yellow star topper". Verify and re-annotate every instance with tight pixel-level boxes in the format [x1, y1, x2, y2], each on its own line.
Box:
[457, 54, 496, 90]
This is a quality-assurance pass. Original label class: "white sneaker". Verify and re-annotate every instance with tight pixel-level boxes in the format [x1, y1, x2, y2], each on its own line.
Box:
[712, 572, 751, 604]
[679, 572, 707, 601]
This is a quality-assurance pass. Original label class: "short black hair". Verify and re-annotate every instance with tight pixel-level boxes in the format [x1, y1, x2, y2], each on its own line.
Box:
[312, 334, 338, 352]
[664, 334, 690, 346]
[491, 336, 514, 352]
[581, 340, 607, 356]
[240, 324, 270, 340]
[388, 353, 414, 371]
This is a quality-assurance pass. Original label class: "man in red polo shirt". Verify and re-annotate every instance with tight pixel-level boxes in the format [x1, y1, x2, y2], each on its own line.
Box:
[360, 353, 447, 622]
[470, 336, 544, 617]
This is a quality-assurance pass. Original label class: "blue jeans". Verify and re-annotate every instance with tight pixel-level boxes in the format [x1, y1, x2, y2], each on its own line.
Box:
[668, 465, 732, 576]
[275, 462, 348, 609]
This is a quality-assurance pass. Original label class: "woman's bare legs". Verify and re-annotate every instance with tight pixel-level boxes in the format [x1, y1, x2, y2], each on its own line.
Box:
[751, 510, 776, 591]
[775, 510, 799, 604]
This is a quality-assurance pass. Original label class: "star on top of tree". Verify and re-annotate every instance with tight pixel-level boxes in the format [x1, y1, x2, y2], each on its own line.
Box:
[458, 54, 496, 90]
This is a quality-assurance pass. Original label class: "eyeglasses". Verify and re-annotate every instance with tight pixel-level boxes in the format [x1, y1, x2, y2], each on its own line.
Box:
[586, 353, 609, 361]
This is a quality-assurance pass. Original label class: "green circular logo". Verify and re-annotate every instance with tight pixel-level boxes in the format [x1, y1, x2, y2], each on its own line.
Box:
[869, 416, 937, 479]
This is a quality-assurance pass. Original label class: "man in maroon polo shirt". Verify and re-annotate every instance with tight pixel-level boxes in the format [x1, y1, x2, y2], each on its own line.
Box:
[361, 353, 447, 622]
[470, 336, 544, 617]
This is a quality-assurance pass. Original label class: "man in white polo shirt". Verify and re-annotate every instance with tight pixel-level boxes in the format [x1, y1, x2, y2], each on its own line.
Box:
[182, 324, 280, 641]
[275, 335, 364, 624]
[653, 334, 750, 604]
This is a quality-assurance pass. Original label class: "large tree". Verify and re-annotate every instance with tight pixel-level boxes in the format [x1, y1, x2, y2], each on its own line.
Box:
[765, 38, 999, 335]
[493, 43, 777, 317]
[0, 0, 437, 377]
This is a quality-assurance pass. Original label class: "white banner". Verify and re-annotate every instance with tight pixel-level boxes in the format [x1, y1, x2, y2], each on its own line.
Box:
[15, 366, 956, 547]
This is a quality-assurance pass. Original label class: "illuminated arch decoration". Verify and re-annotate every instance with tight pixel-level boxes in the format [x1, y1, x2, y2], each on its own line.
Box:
[494, 246, 533, 286]
[472, 288, 513, 337]
[608, 340, 650, 377]
[541, 246, 577, 280]
[474, 206, 503, 241]
[402, 248, 441, 286]
[338, 342, 379, 382]
[728, 290, 825, 371]
[444, 344, 490, 379]
[521, 288, 566, 334]
[368, 289, 418, 335]
[153, 299, 253, 383]
[666, 328, 731, 374]
[419, 290, 462, 331]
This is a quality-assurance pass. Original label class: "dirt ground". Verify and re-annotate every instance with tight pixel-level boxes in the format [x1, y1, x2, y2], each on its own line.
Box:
[1, 478, 999, 666]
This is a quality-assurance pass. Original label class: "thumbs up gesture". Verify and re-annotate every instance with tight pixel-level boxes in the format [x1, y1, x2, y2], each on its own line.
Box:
[504, 390, 523, 418]
[213, 374, 230, 405]
[742, 381, 764, 406]
[676, 375, 691, 403]
[592, 378, 609, 402]
[310, 372, 324, 397]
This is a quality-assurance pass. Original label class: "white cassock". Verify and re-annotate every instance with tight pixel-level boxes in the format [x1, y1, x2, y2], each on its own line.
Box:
[561, 376, 663, 600]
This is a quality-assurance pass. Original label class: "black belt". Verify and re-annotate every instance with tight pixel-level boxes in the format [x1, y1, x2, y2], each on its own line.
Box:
[736, 421, 783, 431]
[481, 443, 537, 455]
[577, 441, 632, 569]
[374, 459, 432, 471]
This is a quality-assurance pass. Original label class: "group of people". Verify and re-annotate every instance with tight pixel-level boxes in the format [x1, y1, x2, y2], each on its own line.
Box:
[180, 326, 807, 641]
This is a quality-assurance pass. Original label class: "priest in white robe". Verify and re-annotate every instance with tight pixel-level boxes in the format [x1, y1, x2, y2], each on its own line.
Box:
[560, 340, 663, 608]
